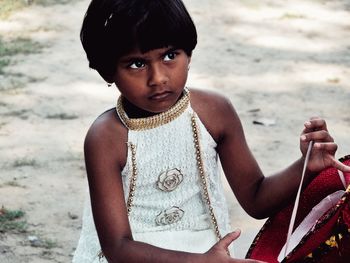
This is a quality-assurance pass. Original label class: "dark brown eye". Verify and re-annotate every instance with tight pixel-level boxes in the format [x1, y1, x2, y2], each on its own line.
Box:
[130, 60, 145, 69]
[164, 52, 177, 61]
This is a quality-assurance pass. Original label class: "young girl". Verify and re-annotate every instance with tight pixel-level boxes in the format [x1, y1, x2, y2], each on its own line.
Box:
[73, 0, 350, 262]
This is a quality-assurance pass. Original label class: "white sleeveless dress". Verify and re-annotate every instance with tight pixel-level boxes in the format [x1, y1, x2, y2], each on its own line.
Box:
[73, 95, 233, 262]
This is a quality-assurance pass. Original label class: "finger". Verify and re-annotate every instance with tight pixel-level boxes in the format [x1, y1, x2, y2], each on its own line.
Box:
[301, 130, 334, 143]
[303, 117, 327, 133]
[216, 230, 241, 249]
[330, 158, 350, 173]
[309, 116, 326, 126]
[312, 149, 350, 172]
[313, 142, 337, 152]
[309, 116, 323, 121]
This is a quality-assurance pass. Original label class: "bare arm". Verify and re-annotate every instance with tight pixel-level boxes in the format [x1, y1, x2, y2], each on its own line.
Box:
[216, 101, 306, 218]
[190, 90, 350, 219]
[245, 117, 350, 218]
[84, 110, 264, 263]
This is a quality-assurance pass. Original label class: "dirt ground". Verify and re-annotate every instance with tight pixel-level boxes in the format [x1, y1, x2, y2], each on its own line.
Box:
[0, 0, 349, 262]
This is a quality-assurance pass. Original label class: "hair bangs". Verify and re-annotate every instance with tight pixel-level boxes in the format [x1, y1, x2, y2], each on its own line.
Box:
[133, 3, 196, 55]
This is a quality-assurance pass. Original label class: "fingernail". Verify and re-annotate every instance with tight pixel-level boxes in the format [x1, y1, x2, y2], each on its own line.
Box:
[301, 135, 306, 141]
[304, 121, 311, 127]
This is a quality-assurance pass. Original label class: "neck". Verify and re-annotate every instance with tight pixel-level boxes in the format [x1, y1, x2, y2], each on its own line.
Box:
[122, 99, 156, 118]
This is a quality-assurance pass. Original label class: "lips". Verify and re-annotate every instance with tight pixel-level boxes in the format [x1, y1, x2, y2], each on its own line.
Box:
[149, 91, 172, 100]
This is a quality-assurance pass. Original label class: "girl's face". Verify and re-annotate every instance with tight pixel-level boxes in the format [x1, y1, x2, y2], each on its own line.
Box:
[113, 46, 191, 116]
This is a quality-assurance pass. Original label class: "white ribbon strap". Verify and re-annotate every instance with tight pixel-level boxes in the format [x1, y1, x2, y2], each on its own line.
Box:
[283, 141, 314, 259]
[338, 170, 347, 190]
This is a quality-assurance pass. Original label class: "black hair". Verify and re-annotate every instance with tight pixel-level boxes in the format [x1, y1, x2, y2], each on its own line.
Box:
[80, 0, 197, 81]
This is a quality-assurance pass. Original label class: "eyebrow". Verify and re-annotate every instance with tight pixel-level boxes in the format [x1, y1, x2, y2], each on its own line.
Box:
[119, 47, 178, 64]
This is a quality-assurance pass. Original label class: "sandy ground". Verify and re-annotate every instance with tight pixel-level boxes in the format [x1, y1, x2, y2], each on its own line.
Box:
[0, 0, 349, 262]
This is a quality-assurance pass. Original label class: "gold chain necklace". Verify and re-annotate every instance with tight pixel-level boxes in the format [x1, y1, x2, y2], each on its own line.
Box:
[190, 114, 223, 241]
[116, 88, 190, 131]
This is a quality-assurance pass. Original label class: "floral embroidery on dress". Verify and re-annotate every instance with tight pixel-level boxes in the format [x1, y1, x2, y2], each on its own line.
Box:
[155, 206, 184, 226]
[156, 168, 183, 192]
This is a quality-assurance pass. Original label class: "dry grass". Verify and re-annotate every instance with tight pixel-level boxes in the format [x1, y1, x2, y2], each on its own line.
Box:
[0, 207, 27, 233]
[0, 0, 79, 19]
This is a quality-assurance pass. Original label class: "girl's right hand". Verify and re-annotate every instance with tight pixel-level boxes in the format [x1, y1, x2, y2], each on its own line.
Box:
[205, 230, 267, 263]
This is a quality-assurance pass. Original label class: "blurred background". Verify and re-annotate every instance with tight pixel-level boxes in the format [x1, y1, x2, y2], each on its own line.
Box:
[0, 0, 349, 262]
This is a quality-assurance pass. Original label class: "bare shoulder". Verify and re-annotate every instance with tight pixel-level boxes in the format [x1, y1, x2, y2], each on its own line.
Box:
[189, 88, 232, 109]
[83, 110, 133, 252]
[189, 88, 241, 142]
[85, 108, 126, 146]
[84, 108, 128, 170]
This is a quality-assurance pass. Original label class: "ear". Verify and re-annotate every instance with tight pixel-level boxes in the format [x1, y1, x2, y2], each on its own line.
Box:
[187, 56, 191, 70]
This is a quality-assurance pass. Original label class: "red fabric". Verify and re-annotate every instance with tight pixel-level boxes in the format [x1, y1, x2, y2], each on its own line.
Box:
[286, 208, 340, 262]
[246, 156, 350, 263]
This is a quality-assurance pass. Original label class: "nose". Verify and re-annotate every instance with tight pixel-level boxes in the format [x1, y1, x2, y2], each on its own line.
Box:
[148, 63, 169, 87]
